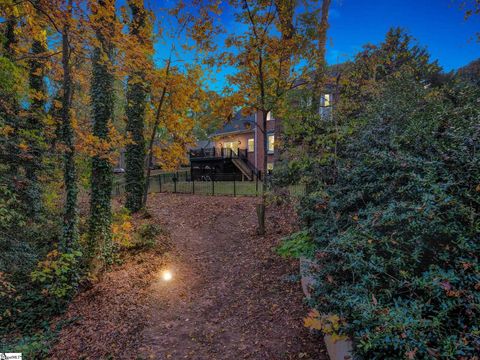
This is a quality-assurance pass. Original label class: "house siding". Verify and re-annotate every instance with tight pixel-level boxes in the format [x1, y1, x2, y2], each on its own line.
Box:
[255, 110, 277, 174]
[208, 109, 281, 177]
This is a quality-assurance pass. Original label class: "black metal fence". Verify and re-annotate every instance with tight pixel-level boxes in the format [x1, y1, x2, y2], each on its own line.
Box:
[113, 170, 305, 198]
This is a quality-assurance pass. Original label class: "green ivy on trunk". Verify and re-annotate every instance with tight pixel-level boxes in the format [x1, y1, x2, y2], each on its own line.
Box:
[61, 0, 79, 251]
[125, 0, 149, 213]
[26, 35, 47, 218]
[88, 0, 115, 272]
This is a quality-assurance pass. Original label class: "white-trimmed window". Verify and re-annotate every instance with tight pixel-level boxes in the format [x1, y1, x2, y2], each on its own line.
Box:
[320, 93, 333, 120]
[224, 141, 238, 154]
[266, 111, 273, 121]
[323, 94, 332, 107]
[267, 134, 275, 153]
[248, 138, 254, 152]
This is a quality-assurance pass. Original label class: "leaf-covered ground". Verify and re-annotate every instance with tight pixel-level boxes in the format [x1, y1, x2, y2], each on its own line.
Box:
[50, 194, 326, 359]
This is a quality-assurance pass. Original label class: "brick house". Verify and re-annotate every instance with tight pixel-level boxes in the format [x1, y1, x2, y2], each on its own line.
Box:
[189, 93, 333, 181]
[189, 109, 273, 180]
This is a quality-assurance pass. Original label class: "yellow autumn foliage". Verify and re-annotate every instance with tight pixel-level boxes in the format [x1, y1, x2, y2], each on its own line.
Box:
[304, 309, 348, 342]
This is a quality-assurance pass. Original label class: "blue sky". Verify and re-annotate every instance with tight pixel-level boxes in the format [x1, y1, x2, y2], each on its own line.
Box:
[326, 0, 479, 71]
[144, 0, 479, 90]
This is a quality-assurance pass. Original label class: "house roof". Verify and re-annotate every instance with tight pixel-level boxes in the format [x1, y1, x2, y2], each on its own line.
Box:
[190, 140, 213, 150]
[212, 110, 255, 136]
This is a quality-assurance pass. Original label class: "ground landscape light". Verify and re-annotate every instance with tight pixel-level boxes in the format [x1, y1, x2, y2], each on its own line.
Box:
[162, 269, 173, 282]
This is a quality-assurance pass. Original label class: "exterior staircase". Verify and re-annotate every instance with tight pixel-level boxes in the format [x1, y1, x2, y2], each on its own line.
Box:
[189, 147, 258, 181]
[232, 158, 254, 180]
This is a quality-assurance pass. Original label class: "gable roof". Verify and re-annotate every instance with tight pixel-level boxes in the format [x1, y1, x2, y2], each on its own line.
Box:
[189, 139, 213, 150]
[212, 110, 255, 136]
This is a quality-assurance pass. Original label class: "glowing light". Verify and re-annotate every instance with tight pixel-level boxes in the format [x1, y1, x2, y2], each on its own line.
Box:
[162, 270, 173, 281]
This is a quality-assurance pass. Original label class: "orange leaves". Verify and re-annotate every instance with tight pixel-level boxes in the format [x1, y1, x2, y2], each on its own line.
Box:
[30, 88, 47, 101]
[0, 125, 15, 137]
[152, 142, 190, 171]
[89, 0, 116, 27]
[304, 309, 346, 341]
[119, 0, 154, 77]
[18, 142, 30, 152]
[74, 120, 132, 163]
[112, 210, 134, 248]
[304, 309, 323, 330]
[146, 64, 206, 170]
[439, 280, 462, 298]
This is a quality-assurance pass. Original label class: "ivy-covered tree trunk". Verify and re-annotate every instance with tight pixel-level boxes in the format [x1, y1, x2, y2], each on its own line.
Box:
[125, 0, 148, 213]
[88, 0, 115, 272]
[61, 1, 79, 250]
[26, 30, 47, 218]
[2, 17, 21, 187]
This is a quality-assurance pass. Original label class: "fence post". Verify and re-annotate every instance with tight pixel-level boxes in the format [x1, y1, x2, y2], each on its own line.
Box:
[192, 175, 195, 194]
[233, 176, 236, 197]
[174, 177, 177, 193]
[255, 175, 258, 196]
[158, 175, 162, 193]
[212, 176, 215, 196]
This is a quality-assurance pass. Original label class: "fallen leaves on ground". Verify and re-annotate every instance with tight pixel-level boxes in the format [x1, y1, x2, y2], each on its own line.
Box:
[50, 194, 327, 359]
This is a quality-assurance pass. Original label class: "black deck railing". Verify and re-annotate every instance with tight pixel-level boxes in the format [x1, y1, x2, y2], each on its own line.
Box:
[189, 147, 248, 160]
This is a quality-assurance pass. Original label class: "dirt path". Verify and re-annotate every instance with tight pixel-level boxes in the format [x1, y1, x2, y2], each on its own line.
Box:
[139, 194, 326, 359]
[50, 193, 326, 359]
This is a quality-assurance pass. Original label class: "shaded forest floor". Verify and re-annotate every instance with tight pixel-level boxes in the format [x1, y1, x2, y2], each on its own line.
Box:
[50, 194, 327, 359]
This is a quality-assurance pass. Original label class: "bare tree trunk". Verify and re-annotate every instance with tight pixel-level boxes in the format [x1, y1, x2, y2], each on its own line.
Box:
[256, 32, 268, 235]
[273, 0, 295, 163]
[257, 110, 268, 235]
[142, 59, 171, 208]
[312, 0, 331, 110]
[318, 0, 331, 71]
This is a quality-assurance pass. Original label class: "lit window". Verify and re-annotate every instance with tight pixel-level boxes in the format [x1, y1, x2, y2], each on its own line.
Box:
[266, 111, 273, 121]
[224, 141, 238, 155]
[248, 138, 254, 152]
[268, 134, 275, 153]
[323, 94, 331, 107]
[320, 94, 333, 120]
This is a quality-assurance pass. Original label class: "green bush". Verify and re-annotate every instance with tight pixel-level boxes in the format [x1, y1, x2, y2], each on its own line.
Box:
[303, 76, 480, 358]
[0, 187, 72, 353]
[136, 223, 163, 249]
[277, 230, 315, 259]
[31, 250, 82, 299]
[0, 320, 74, 360]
